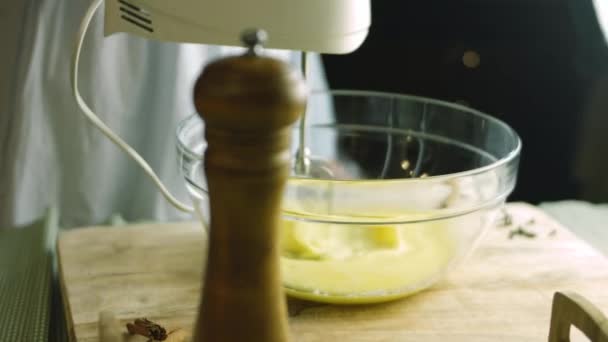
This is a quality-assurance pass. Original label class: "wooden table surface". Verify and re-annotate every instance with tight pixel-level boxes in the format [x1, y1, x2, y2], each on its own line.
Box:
[58, 203, 608, 341]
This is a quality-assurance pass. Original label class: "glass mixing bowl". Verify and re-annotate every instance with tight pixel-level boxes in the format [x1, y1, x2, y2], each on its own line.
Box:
[177, 90, 520, 304]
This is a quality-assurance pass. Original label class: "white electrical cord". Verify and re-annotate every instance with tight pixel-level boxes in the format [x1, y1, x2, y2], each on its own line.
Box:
[71, 0, 194, 213]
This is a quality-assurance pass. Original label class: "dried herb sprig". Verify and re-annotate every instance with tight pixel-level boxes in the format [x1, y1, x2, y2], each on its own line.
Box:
[497, 208, 513, 227]
[509, 226, 537, 239]
[126, 318, 167, 341]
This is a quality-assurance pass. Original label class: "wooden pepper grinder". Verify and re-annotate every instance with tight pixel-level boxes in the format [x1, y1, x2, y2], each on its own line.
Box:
[192, 29, 306, 342]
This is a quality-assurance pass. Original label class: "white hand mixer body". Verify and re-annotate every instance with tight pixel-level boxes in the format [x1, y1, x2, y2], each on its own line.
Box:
[71, 0, 371, 212]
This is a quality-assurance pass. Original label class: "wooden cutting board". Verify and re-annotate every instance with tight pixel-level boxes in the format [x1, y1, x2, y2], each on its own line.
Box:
[58, 203, 608, 342]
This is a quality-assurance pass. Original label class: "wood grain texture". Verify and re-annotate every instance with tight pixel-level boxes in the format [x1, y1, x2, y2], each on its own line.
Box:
[58, 203, 608, 342]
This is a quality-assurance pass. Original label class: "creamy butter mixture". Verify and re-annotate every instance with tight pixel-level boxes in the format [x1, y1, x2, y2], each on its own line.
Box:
[280, 219, 454, 304]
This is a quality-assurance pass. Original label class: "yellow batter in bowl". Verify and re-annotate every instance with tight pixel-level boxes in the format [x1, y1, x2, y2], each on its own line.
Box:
[280, 218, 455, 304]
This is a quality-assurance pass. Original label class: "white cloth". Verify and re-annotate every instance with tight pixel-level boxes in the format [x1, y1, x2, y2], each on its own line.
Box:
[540, 201, 608, 256]
[593, 0, 608, 41]
[0, 0, 327, 228]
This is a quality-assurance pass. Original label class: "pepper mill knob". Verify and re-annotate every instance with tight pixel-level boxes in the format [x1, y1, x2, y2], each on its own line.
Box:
[192, 29, 306, 342]
[241, 28, 268, 56]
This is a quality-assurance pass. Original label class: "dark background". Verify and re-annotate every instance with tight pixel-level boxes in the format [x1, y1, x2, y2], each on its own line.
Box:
[322, 0, 608, 203]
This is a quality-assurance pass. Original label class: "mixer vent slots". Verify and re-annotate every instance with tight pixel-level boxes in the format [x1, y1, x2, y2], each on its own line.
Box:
[118, 0, 154, 32]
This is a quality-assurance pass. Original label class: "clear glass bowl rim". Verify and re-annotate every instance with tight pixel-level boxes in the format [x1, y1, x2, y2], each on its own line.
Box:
[177, 89, 522, 185]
